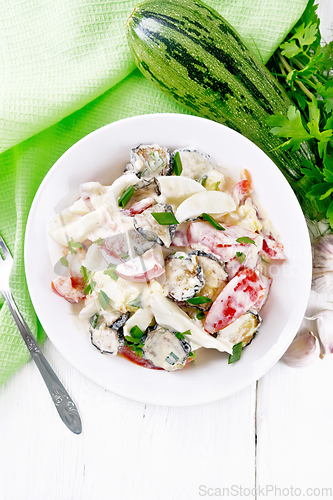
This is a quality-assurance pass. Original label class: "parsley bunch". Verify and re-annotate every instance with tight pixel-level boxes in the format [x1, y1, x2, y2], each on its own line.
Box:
[267, 0, 333, 229]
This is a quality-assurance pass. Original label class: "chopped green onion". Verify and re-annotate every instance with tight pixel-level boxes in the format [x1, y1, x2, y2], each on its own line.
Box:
[125, 336, 144, 345]
[98, 290, 109, 310]
[215, 181, 221, 191]
[187, 296, 212, 305]
[149, 151, 165, 172]
[127, 293, 143, 309]
[236, 251, 246, 264]
[228, 342, 243, 364]
[196, 310, 206, 320]
[165, 352, 179, 365]
[236, 237, 256, 246]
[151, 212, 179, 225]
[60, 256, 69, 267]
[202, 213, 225, 231]
[175, 329, 191, 340]
[89, 313, 99, 329]
[173, 151, 183, 176]
[198, 175, 208, 186]
[130, 325, 144, 339]
[118, 185, 134, 208]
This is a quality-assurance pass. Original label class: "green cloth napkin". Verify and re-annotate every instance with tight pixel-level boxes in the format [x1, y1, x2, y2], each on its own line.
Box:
[0, 0, 308, 387]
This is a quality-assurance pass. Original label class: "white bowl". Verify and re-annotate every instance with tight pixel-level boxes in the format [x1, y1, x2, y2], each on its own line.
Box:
[25, 113, 311, 406]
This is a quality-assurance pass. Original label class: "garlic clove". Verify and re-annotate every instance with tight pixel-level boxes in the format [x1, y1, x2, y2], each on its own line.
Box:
[282, 331, 320, 368]
[306, 310, 333, 359]
[312, 234, 333, 293]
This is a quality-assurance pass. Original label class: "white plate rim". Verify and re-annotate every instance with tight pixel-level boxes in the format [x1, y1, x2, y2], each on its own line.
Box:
[24, 113, 312, 406]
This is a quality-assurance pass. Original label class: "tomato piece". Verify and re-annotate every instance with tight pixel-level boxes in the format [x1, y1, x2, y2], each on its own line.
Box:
[119, 345, 194, 370]
[121, 196, 155, 216]
[99, 233, 128, 265]
[187, 221, 258, 260]
[51, 277, 86, 304]
[115, 249, 165, 282]
[260, 233, 285, 261]
[254, 274, 272, 311]
[119, 345, 162, 370]
[171, 230, 188, 247]
[232, 169, 253, 205]
[204, 268, 265, 333]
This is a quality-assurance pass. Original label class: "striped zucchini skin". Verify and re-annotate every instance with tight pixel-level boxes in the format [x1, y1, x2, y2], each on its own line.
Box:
[126, 0, 324, 220]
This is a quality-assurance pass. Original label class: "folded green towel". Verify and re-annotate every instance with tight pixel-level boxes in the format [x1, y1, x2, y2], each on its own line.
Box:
[0, 0, 307, 387]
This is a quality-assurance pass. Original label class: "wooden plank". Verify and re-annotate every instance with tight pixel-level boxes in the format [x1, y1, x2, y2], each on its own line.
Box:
[0, 340, 256, 500]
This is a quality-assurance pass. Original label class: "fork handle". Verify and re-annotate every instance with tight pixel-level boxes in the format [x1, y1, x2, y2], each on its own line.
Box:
[2, 290, 82, 434]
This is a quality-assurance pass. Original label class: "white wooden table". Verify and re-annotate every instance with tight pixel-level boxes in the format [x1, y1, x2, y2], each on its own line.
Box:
[1, 3, 332, 499]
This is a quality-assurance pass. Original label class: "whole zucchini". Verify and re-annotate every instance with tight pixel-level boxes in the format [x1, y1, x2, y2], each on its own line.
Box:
[126, 0, 323, 220]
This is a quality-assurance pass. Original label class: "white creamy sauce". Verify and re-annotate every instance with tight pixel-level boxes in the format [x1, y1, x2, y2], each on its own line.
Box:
[48, 143, 283, 371]
[143, 327, 189, 371]
[149, 292, 233, 354]
[178, 150, 214, 179]
[90, 323, 120, 355]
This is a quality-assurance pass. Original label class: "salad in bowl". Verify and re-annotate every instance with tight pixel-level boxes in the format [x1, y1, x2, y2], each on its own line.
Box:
[48, 143, 285, 372]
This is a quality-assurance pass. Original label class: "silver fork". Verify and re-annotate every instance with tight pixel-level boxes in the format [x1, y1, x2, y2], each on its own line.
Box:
[0, 235, 82, 434]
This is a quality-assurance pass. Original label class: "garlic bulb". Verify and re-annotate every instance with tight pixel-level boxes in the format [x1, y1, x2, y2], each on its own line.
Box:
[312, 234, 333, 292]
[282, 331, 320, 368]
[306, 310, 333, 359]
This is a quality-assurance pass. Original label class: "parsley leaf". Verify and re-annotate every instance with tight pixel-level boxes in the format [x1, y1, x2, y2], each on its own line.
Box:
[80, 265, 96, 295]
[68, 238, 83, 255]
[236, 237, 256, 246]
[98, 290, 109, 310]
[236, 251, 246, 264]
[60, 256, 69, 267]
[266, 0, 333, 229]
[103, 264, 118, 281]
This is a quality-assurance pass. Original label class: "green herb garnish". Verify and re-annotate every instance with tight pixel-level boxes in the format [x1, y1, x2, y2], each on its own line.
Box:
[68, 238, 83, 255]
[228, 342, 243, 364]
[173, 151, 183, 176]
[151, 212, 179, 225]
[119, 252, 129, 260]
[80, 265, 96, 294]
[236, 251, 246, 264]
[187, 296, 212, 305]
[175, 329, 191, 340]
[267, 0, 333, 227]
[118, 185, 134, 208]
[198, 175, 208, 186]
[89, 313, 99, 329]
[165, 352, 179, 366]
[98, 290, 109, 310]
[130, 325, 144, 339]
[127, 293, 143, 309]
[215, 181, 221, 191]
[196, 310, 206, 320]
[236, 237, 256, 246]
[60, 256, 69, 267]
[93, 237, 103, 246]
[202, 213, 225, 231]
[124, 325, 145, 357]
[103, 264, 118, 281]
[189, 351, 196, 361]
